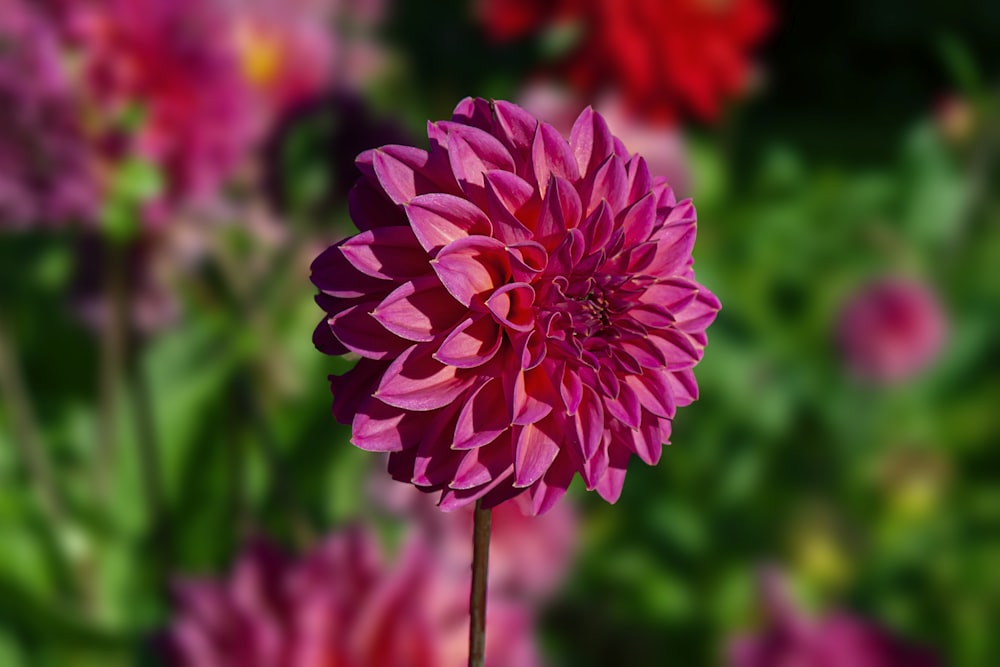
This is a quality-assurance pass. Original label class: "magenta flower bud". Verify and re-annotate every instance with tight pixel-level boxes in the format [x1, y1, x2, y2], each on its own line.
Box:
[837, 277, 947, 385]
[312, 98, 719, 514]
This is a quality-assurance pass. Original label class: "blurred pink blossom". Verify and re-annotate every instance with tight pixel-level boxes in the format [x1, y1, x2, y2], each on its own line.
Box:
[0, 0, 97, 227]
[728, 569, 941, 667]
[836, 277, 948, 385]
[519, 84, 692, 196]
[162, 528, 541, 667]
[66, 0, 257, 223]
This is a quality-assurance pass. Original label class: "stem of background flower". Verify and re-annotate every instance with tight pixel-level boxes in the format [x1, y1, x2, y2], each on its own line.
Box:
[95, 242, 127, 506]
[0, 309, 66, 526]
[469, 500, 491, 667]
[0, 307, 100, 615]
[128, 338, 172, 591]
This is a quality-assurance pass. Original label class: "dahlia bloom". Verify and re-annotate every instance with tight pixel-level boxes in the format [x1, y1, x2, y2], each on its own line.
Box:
[0, 0, 97, 227]
[477, 0, 773, 123]
[728, 570, 942, 667]
[312, 98, 719, 514]
[66, 0, 257, 221]
[836, 277, 947, 385]
[161, 529, 541, 667]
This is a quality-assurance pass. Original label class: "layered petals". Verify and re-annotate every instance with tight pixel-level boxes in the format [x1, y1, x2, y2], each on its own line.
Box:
[312, 98, 719, 513]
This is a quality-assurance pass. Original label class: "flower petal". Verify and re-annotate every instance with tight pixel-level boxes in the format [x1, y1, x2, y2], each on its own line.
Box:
[372, 145, 441, 205]
[431, 236, 510, 307]
[485, 282, 535, 332]
[532, 121, 579, 197]
[404, 193, 492, 255]
[434, 315, 503, 368]
[570, 106, 615, 178]
[372, 275, 466, 342]
[374, 344, 475, 411]
[352, 400, 424, 452]
[514, 420, 560, 487]
[339, 226, 429, 281]
[454, 378, 510, 450]
[329, 301, 411, 360]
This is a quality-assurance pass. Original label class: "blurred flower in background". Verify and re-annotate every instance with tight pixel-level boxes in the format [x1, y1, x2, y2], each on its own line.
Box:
[836, 277, 948, 385]
[160, 527, 542, 667]
[728, 569, 941, 667]
[0, 0, 97, 228]
[478, 0, 773, 123]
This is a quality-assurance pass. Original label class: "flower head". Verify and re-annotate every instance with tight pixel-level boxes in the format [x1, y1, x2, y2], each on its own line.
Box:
[312, 98, 719, 514]
[477, 0, 773, 123]
[836, 277, 947, 385]
[160, 529, 541, 667]
[728, 569, 942, 667]
[0, 0, 97, 227]
[67, 0, 257, 221]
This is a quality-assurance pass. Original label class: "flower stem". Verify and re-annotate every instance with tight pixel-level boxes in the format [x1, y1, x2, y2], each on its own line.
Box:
[469, 499, 491, 667]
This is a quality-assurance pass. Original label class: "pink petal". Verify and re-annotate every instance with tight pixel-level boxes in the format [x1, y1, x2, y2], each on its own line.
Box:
[445, 122, 516, 196]
[493, 100, 538, 162]
[372, 145, 441, 205]
[675, 290, 722, 334]
[559, 364, 583, 415]
[582, 154, 628, 215]
[619, 192, 656, 247]
[485, 282, 535, 332]
[532, 121, 579, 197]
[570, 106, 615, 178]
[603, 379, 642, 429]
[431, 236, 510, 307]
[529, 452, 574, 515]
[404, 193, 492, 255]
[339, 226, 428, 281]
[574, 386, 605, 460]
[351, 400, 424, 452]
[650, 328, 702, 370]
[535, 176, 582, 239]
[625, 414, 664, 465]
[372, 275, 466, 342]
[454, 378, 510, 450]
[626, 155, 653, 204]
[329, 301, 411, 360]
[330, 359, 388, 424]
[647, 222, 696, 276]
[451, 96, 494, 131]
[583, 199, 615, 251]
[667, 368, 699, 407]
[348, 178, 407, 230]
[509, 364, 556, 425]
[434, 315, 503, 368]
[624, 371, 676, 419]
[595, 442, 631, 504]
[311, 242, 390, 298]
[514, 420, 560, 487]
[375, 344, 475, 411]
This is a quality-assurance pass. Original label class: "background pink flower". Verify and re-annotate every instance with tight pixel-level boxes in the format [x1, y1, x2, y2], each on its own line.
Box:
[728, 570, 942, 667]
[312, 98, 719, 514]
[161, 528, 541, 667]
[66, 0, 257, 222]
[0, 0, 97, 228]
[836, 277, 948, 385]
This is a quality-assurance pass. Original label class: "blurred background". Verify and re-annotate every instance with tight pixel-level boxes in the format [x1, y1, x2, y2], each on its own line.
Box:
[1, 0, 998, 664]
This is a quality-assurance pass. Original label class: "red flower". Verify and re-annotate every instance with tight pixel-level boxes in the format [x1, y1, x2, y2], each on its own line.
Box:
[478, 0, 773, 123]
[311, 98, 719, 514]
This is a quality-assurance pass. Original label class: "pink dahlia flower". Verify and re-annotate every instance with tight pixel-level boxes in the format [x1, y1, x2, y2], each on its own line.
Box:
[161, 529, 541, 667]
[836, 277, 948, 385]
[66, 0, 256, 222]
[728, 570, 941, 667]
[0, 0, 97, 227]
[312, 98, 720, 514]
